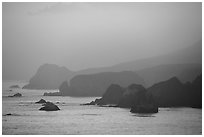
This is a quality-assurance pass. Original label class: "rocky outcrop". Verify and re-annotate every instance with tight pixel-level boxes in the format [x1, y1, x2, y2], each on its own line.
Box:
[3, 113, 21, 116]
[81, 84, 125, 106]
[39, 102, 60, 111]
[118, 84, 147, 108]
[43, 81, 75, 96]
[147, 77, 184, 107]
[35, 99, 46, 104]
[82, 74, 201, 112]
[8, 93, 22, 97]
[83, 83, 158, 113]
[97, 84, 125, 105]
[183, 74, 202, 108]
[23, 64, 73, 90]
[147, 74, 202, 108]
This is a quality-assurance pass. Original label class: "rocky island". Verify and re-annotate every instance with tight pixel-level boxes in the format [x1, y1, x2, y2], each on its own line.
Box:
[8, 93, 22, 97]
[39, 101, 60, 111]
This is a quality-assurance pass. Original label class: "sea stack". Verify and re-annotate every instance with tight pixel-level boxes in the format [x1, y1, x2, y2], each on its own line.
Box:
[39, 102, 60, 111]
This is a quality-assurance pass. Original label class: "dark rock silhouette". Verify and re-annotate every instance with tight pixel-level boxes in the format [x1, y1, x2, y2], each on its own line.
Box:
[80, 84, 125, 106]
[35, 99, 46, 104]
[3, 113, 21, 116]
[9, 85, 20, 89]
[147, 77, 184, 107]
[39, 102, 60, 111]
[118, 84, 147, 108]
[83, 83, 159, 113]
[23, 64, 73, 90]
[81, 101, 96, 105]
[45, 71, 145, 96]
[3, 113, 12, 116]
[83, 74, 201, 111]
[147, 74, 202, 108]
[97, 84, 125, 105]
[81, 98, 103, 106]
[183, 74, 202, 108]
[8, 93, 22, 97]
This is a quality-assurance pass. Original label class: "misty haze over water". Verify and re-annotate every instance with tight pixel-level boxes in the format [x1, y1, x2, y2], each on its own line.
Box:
[2, 2, 202, 135]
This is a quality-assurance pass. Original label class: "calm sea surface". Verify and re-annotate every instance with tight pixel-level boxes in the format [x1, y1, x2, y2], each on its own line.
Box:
[2, 81, 202, 135]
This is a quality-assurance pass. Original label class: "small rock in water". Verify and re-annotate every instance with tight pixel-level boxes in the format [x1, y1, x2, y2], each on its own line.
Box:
[39, 102, 60, 111]
[130, 104, 158, 114]
[35, 99, 46, 104]
[80, 101, 96, 105]
[3, 113, 21, 116]
[4, 113, 12, 116]
[8, 93, 22, 97]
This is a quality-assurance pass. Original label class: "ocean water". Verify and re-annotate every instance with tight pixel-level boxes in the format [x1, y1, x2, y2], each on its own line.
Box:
[2, 81, 202, 135]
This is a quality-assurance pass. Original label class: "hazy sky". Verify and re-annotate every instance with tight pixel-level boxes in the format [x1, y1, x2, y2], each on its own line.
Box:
[2, 2, 202, 80]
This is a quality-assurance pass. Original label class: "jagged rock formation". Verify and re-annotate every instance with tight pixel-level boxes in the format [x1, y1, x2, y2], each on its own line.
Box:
[83, 83, 158, 111]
